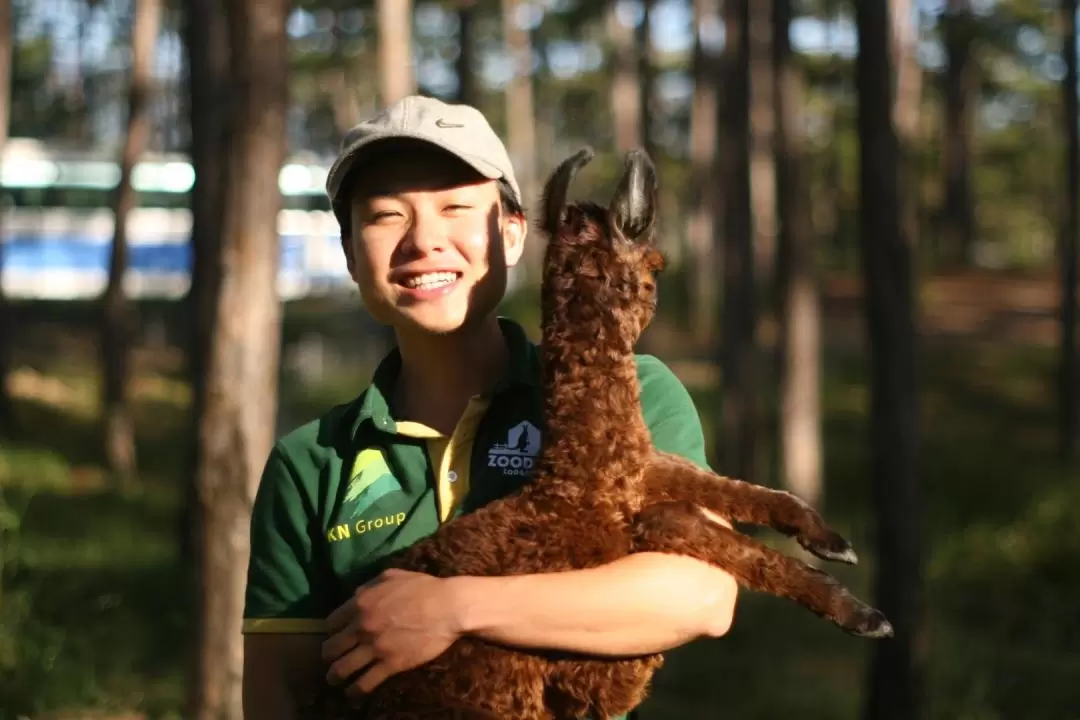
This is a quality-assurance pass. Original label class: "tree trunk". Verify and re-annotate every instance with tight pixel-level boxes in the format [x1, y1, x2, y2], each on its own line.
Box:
[328, 16, 362, 134]
[502, 0, 539, 279]
[501, 0, 537, 241]
[0, 0, 13, 437]
[816, 0, 844, 268]
[1059, 0, 1079, 464]
[688, 0, 720, 348]
[100, 0, 163, 482]
[774, 0, 822, 511]
[179, 0, 229, 565]
[377, 0, 414, 106]
[186, 0, 288, 716]
[608, 0, 642, 153]
[717, 0, 758, 483]
[892, 0, 924, 257]
[749, 0, 776, 304]
[455, 0, 479, 106]
[854, 3, 925, 720]
[942, 0, 976, 266]
[638, 0, 656, 161]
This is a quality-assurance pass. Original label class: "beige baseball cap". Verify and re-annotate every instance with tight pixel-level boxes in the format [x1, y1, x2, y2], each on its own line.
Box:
[325, 94, 522, 208]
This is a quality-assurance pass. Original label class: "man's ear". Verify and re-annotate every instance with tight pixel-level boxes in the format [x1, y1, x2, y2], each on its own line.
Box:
[502, 211, 527, 268]
[342, 234, 358, 279]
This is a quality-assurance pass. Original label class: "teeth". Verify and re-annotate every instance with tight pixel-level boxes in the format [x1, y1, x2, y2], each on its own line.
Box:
[404, 272, 457, 290]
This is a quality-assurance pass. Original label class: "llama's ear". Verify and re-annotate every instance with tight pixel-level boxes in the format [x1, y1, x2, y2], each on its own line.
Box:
[540, 146, 595, 237]
[609, 149, 657, 242]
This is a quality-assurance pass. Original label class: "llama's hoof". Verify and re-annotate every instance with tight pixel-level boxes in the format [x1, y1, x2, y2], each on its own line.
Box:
[800, 533, 859, 565]
[847, 608, 894, 639]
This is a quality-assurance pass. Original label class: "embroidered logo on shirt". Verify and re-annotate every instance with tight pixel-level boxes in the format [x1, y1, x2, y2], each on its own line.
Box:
[486, 420, 541, 477]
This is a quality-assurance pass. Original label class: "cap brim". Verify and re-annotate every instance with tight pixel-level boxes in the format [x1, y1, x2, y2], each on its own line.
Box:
[326, 132, 505, 204]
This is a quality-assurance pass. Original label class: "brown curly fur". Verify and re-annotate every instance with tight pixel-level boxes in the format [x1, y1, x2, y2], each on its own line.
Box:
[307, 147, 892, 720]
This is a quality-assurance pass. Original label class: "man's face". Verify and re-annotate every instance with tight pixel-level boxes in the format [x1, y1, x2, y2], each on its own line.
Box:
[343, 144, 527, 335]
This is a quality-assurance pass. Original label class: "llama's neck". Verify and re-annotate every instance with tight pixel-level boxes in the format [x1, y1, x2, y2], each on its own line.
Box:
[534, 323, 652, 500]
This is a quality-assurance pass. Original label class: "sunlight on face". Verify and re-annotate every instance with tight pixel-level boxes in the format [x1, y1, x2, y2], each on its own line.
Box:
[344, 144, 526, 335]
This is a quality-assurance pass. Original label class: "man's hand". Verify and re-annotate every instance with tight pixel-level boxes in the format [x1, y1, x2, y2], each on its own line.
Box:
[321, 568, 464, 700]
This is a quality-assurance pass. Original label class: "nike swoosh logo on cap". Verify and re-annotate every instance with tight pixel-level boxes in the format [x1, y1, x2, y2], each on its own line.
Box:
[435, 119, 465, 128]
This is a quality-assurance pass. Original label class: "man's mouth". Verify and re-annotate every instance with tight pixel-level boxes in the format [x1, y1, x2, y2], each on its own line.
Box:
[400, 272, 460, 291]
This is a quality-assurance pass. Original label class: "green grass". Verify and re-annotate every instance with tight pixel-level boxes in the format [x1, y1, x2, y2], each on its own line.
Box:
[0, 333, 1076, 719]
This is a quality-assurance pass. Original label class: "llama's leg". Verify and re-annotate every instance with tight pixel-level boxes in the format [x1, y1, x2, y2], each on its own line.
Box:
[644, 451, 858, 565]
[633, 500, 893, 638]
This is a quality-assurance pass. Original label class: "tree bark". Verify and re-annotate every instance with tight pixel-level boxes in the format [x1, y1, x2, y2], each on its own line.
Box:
[688, 0, 720, 347]
[774, 0, 822, 511]
[942, 0, 976, 266]
[608, 0, 642, 153]
[892, 0, 924, 257]
[816, 0, 844, 267]
[501, 0, 537, 201]
[0, 0, 13, 437]
[1059, 0, 1079, 464]
[328, 15, 362, 134]
[99, 0, 162, 482]
[179, 0, 229, 566]
[855, 3, 925, 720]
[502, 0, 539, 276]
[749, 0, 776, 302]
[638, 0, 656, 161]
[717, 0, 758, 483]
[455, 0, 479, 106]
[377, 0, 415, 106]
[186, 0, 288, 716]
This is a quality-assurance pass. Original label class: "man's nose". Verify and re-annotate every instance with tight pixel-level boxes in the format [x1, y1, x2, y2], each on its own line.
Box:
[402, 211, 448, 254]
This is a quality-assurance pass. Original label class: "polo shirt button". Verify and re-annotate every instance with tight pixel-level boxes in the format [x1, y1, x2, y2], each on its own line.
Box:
[447, 471, 458, 483]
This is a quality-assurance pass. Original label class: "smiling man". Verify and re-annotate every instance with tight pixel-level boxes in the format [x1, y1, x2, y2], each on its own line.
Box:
[240, 95, 739, 720]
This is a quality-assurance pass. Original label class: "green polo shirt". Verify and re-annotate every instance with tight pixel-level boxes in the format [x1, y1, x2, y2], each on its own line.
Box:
[243, 317, 710, 717]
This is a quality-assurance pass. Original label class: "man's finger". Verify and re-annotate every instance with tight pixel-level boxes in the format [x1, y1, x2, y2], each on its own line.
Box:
[321, 619, 362, 663]
[346, 659, 396, 700]
[327, 573, 390, 632]
[327, 642, 377, 686]
[326, 586, 369, 633]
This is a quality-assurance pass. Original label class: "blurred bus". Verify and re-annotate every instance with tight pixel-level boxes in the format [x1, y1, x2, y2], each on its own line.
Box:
[0, 138, 354, 301]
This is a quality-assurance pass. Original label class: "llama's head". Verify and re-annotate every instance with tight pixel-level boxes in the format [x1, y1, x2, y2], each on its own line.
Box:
[538, 146, 664, 355]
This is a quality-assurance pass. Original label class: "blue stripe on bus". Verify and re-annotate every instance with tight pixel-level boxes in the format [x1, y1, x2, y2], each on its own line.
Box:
[1, 234, 319, 273]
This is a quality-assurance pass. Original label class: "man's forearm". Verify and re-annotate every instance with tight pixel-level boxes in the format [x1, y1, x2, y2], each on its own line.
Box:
[445, 552, 738, 657]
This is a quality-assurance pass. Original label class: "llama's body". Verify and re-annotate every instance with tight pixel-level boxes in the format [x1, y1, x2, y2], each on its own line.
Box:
[350, 209, 664, 719]
[310, 148, 891, 720]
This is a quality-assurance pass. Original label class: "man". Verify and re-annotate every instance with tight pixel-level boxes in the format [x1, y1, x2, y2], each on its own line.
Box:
[242, 95, 738, 719]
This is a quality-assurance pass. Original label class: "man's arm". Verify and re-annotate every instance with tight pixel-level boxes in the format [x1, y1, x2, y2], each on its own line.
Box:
[243, 445, 329, 718]
[243, 634, 325, 720]
[447, 549, 736, 656]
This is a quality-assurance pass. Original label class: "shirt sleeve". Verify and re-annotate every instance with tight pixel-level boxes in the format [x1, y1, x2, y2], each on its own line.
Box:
[637, 354, 712, 470]
[242, 445, 325, 633]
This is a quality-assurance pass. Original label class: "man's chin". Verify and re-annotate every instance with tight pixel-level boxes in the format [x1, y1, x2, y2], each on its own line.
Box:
[397, 310, 474, 337]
